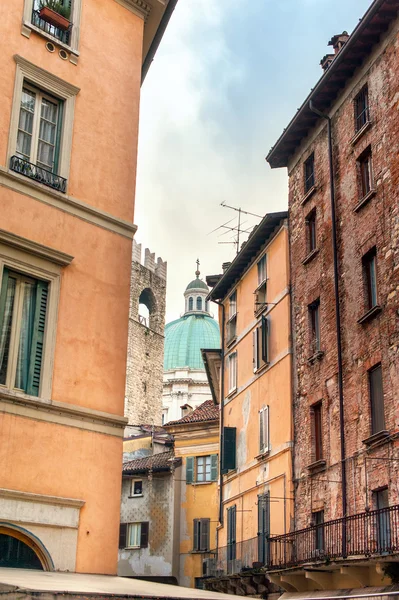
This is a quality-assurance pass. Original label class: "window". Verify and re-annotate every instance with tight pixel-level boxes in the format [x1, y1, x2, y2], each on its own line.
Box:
[227, 506, 236, 562]
[253, 316, 269, 372]
[222, 427, 236, 473]
[369, 363, 385, 434]
[373, 487, 390, 550]
[306, 209, 317, 254]
[259, 406, 269, 454]
[358, 147, 373, 199]
[188, 297, 193, 311]
[311, 402, 323, 462]
[304, 153, 315, 193]
[313, 510, 324, 552]
[309, 298, 321, 355]
[186, 455, 218, 484]
[196, 296, 202, 311]
[255, 255, 267, 313]
[0, 268, 48, 397]
[119, 522, 149, 549]
[227, 291, 237, 343]
[355, 85, 369, 132]
[363, 248, 378, 310]
[193, 518, 210, 552]
[257, 493, 270, 564]
[131, 480, 143, 496]
[31, 0, 72, 45]
[228, 352, 237, 393]
[162, 408, 168, 425]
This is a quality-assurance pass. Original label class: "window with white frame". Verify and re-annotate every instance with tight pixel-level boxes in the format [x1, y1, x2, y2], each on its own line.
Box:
[197, 455, 211, 482]
[121, 522, 149, 549]
[228, 352, 237, 394]
[130, 480, 143, 496]
[259, 405, 269, 454]
[255, 255, 267, 313]
[253, 316, 269, 372]
[227, 291, 237, 343]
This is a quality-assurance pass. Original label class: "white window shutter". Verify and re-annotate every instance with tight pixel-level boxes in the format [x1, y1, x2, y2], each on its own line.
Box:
[263, 406, 269, 452]
[253, 329, 257, 373]
[259, 408, 264, 453]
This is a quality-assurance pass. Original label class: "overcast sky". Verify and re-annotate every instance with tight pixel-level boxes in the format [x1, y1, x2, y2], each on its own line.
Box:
[135, 0, 372, 324]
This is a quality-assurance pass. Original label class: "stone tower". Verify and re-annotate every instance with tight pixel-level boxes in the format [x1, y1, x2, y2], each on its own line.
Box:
[125, 240, 167, 426]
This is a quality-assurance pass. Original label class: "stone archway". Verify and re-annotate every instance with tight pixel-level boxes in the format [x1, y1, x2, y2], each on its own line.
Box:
[0, 524, 54, 570]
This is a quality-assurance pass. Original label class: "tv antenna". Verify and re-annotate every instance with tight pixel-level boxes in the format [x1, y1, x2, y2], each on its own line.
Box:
[209, 202, 263, 255]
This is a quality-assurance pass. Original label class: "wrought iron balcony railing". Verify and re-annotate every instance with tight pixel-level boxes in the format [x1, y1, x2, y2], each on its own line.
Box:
[204, 504, 399, 578]
[10, 156, 67, 193]
[31, 9, 72, 45]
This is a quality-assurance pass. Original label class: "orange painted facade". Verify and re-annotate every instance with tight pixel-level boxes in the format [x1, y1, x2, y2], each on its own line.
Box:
[0, 0, 173, 575]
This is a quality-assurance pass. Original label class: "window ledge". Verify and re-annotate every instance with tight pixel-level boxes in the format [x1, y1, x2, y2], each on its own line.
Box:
[363, 430, 390, 446]
[226, 388, 237, 399]
[124, 546, 141, 550]
[22, 20, 79, 59]
[302, 248, 319, 265]
[301, 185, 317, 205]
[351, 120, 372, 146]
[307, 351, 324, 365]
[226, 335, 237, 348]
[255, 450, 270, 461]
[307, 459, 326, 472]
[254, 304, 268, 317]
[128, 494, 143, 498]
[191, 550, 210, 554]
[353, 189, 376, 212]
[192, 481, 213, 486]
[357, 304, 382, 324]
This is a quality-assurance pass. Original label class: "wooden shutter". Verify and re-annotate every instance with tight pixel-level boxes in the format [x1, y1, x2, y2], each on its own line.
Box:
[263, 406, 269, 452]
[193, 519, 199, 551]
[27, 281, 48, 397]
[186, 456, 194, 483]
[140, 522, 149, 548]
[200, 519, 210, 551]
[253, 329, 258, 372]
[119, 523, 127, 549]
[0, 268, 10, 330]
[222, 427, 236, 471]
[261, 316, 268, 363]
[211, 454, 218, 481]
[259, 408, 264, 453]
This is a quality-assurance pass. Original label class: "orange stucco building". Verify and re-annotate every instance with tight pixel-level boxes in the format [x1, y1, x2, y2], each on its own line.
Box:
[204, 212, 294, 596]
[0, 0, 176, 575]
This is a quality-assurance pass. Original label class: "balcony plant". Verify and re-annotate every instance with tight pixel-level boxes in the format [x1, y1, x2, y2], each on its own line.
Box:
[39, 0, 71, 31]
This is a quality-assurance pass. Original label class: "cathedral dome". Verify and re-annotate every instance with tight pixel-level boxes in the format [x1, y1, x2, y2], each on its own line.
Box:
[185, 277, 209, 291]
[164, 314, 220, 370]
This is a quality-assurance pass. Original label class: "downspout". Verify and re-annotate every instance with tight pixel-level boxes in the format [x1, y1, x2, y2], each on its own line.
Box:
[212, 298, 225, 527]
[309, 101, 347, 556]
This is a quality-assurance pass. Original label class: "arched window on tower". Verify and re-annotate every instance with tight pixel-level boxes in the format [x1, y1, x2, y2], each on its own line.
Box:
[188, 297, 193, 311]
[138, 288, 156, 328]
[197, 297, 202, 311]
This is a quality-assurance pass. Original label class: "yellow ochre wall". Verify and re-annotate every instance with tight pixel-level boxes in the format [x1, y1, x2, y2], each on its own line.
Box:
[0, 0, 145, 575]
[219, 225, 294, 548]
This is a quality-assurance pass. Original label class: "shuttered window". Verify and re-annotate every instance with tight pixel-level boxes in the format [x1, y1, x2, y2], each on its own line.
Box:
[259, 406, 269, 454]
[222, 427, 236, 473]
[253, 317, 269, 372]
[369, 364, 385, 434]
[186, 455, 218, 483]
[228, 352, 237, 393]
[227, 505, 236, 561]
[193, 518, 210, 551]
[119, 522, 149, 549]
[0, 268, 48, 397]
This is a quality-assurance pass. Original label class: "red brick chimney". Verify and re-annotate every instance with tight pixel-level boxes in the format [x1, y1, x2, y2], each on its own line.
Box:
[328, 31, 349, 54]
[320, 54, 335, 71]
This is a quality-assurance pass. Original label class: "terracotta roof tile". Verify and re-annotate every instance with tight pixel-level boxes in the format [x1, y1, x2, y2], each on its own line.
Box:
[165, 399, 219, 426]
[123, 450, 180, 474]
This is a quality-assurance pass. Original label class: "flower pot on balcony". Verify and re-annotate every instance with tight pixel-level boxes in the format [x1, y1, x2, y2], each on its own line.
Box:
[39, 6, 70, 31]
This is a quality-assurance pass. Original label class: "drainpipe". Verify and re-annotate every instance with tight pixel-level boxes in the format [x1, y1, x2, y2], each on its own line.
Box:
[212, 298, 225, 527]
[309, 101, 347, 556]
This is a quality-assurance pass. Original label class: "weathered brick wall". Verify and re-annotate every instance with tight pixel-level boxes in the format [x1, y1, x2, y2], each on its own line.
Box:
[125, 242, 166, 426]
[288, 21, 399, 529]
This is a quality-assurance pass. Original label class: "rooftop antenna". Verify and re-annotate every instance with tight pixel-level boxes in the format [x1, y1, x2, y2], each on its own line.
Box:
[209, 202, 263, 255]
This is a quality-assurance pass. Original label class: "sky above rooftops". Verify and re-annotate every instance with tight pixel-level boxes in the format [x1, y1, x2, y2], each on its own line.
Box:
[136, 0, 371, 324]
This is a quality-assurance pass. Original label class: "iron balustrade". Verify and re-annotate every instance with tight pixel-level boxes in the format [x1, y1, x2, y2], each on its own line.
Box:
[10, 156, 67, 193]
[204, 505, 399, 578]
[31, 9, 72, 44]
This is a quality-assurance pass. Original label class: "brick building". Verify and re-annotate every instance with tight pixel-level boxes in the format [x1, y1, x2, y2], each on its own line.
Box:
[266, 0, 399, 591]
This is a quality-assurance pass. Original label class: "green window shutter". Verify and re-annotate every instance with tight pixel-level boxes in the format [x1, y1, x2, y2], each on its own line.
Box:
[261, 315, 269, 363]
[186, 456, 194, 484]
[140, 522, 149, 548]
[200, 519, 210, 551]
[193, 519, 199, 551]
[53, 101, 64, 174]
[222, 427, 236, 472]
[211, 454, 218, 481]
[26, 281, 48, 397]
[119, 523, 127, 549]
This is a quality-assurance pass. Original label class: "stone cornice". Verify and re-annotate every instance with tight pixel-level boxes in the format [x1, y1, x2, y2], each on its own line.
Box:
[0, 229, 74, 266]
[113, 0, 152, 20]
[0, 488, 85, 508]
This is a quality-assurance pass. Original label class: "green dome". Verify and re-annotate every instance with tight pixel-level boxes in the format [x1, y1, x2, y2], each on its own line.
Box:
[185, 277, 209, 291]
[164, 314, 220, 370]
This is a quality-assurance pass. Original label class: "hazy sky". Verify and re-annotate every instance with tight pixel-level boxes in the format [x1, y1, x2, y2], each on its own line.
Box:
[135, 0, 371, 324]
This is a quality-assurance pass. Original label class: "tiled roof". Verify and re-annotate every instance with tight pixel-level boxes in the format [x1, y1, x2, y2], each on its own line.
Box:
[165, 399, 219, 426]
[123, 450, 180, 474]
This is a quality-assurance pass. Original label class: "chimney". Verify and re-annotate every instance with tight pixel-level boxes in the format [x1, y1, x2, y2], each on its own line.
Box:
[222, 262, 231, 273]
[320, 54, 335, 71]
[328, 31, 349, 55]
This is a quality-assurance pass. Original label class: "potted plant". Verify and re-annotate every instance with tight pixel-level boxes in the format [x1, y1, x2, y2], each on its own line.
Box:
[39, 0, 71, 31]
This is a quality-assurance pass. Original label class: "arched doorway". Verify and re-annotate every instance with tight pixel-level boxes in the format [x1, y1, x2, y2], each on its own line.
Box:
[0, 525, 53, 570]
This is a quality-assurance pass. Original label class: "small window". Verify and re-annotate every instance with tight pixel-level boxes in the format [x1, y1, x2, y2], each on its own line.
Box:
[259, 405, 269, 454]
[257, 256, 266, 286]
[228, 352, 237, 393]
[197, 456, 211, 482]
[306, 209, 317, 254]
[308, 299, 321, 355]
[313, 510, 324, 551]
[131, 480, 143, 496]
[355, 85, 369, 132]
[253, 316, 269, 372]
[373, 487, 390, 550]
[186, 455, 218, 484]
[369, 363, 385, 434]
[304, 153, 315, 193]
[188, 297, 193, 311]
[358, 147, 373, 199]
[0, 268, 48, 397]
[196, 296, 202, 311]
[227, 291, 237, 343]
[162, 408, 168, 425]
[312, 402, 323, 462]
[363, 247, 378, 310]
[193, 518, 210, 551]
[255, 256, 267, 313]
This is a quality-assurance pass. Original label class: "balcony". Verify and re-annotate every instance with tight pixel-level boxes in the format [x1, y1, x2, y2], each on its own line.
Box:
[10, 156, 67, 193]
[31, 8, 72, 45]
